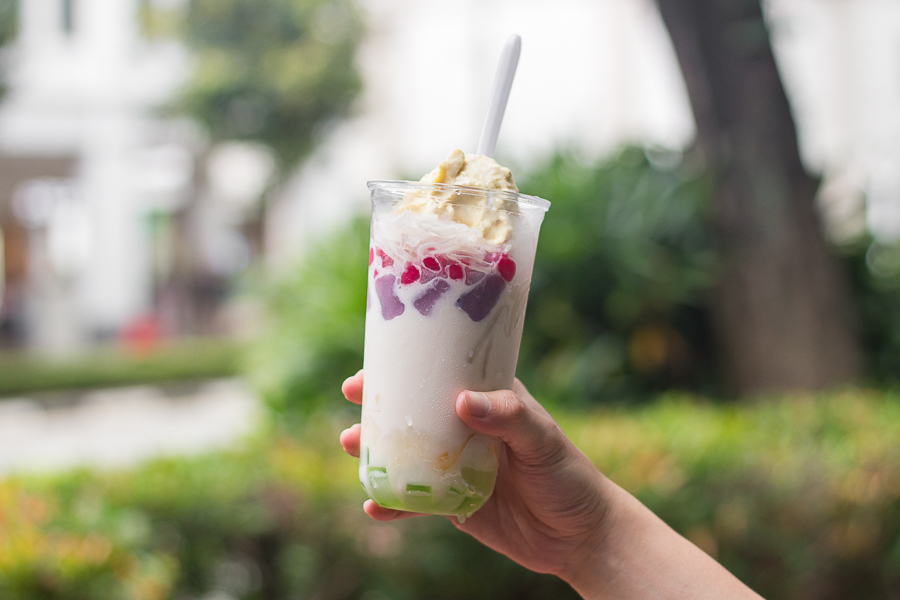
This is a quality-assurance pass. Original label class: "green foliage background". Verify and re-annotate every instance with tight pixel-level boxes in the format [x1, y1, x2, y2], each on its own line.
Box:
[179, 0, 363, 170]
[0, 0, 17, 98]
[7, 392, 900, 599]
[843, 239, 900, 384]
[6, 147, 900, 598]
[1, 106, 899, 598]
[1, 0, 899, 592]
[0, 0, 14, 47]
[516, 148, 717, 404]
[0, 339, 241, 396]
[247, 217, 368, 429]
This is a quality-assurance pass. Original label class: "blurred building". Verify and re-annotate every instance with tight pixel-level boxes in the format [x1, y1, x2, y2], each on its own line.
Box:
[0, 0, 273, 354]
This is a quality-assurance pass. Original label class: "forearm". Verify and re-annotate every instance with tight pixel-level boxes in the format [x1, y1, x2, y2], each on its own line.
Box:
[563, 479, 764, 600]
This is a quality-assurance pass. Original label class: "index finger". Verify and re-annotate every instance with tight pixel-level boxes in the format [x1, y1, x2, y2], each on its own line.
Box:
[342, 370, 364, 405]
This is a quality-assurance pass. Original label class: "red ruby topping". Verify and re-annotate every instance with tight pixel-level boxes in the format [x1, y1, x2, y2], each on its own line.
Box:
[400, 263, 420, 284]
[369, 248, 374, 266]
[423, 256, 440, 272]
[377, 249, 394, 268]
[436, 254, 455, 272]
[448, 264, 464, 280]
[497, 255, 516, 282]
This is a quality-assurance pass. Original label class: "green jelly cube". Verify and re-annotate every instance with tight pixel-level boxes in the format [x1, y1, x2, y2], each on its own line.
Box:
[405, 484, 432, 496]
[461, 467, 497, 496]
[367, 466, 402, 509]
[454, 495, 487, 517]
[403, 483, 441, 513]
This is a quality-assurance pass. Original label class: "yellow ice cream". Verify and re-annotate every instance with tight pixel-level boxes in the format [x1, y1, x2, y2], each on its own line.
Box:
[398, 149, 518, 244]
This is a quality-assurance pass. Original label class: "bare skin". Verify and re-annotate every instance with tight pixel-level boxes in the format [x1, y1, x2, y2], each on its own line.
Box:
[340, 371, 764, 600]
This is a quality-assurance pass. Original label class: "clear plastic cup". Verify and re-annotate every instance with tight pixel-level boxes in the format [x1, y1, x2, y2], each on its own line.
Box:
[359, 180, 550, 519]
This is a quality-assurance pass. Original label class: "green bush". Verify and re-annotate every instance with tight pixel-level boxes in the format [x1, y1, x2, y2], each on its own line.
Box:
[5, 392, 900, 599]
[562, 391, 900, 599]
[516, 148, 716, 404]
[0, 339, 242, 397]
[1, 414, 576, 600]
[247, 217, 368, 428]
[841, 238, 900, 385]
[179, 0, 364, 170]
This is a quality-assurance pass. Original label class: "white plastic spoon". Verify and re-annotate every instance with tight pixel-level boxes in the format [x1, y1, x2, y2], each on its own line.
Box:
[476, 34, 521, 158]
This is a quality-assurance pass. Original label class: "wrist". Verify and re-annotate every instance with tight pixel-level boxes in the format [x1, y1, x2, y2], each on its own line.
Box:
[557, 475, 622, 599]
[559, 479, 765, 600]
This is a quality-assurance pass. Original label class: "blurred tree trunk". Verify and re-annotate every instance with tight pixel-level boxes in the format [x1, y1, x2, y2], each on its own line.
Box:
[656, 0, 860, 395]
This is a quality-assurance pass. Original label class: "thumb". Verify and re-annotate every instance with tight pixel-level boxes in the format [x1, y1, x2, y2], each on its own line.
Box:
[456, 389, 567, 464]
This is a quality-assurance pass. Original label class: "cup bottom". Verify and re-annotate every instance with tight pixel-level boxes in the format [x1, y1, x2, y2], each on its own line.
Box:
[361, 463, 497, 519]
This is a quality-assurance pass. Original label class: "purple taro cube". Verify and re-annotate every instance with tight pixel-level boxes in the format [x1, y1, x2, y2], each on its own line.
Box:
[465, 268, 485, 286]
[456, 274, 506, 322]
[375, 275, 405, 320]
[413, 280, 450, 316]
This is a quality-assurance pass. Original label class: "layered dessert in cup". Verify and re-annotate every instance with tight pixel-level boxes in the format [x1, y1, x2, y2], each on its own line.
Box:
[359, 150, 550, 519]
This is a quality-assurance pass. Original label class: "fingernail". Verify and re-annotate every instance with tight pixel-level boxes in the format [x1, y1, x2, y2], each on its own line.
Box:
[465, 392, 491, 418]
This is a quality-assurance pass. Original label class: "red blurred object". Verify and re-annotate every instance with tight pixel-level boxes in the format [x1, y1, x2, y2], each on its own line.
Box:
[119, 315, 159, 354]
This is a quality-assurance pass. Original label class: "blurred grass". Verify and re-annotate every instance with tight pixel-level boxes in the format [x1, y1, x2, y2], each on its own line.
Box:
[5, 391, 900, 599]
[0, 338, 243, 397]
